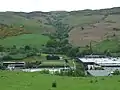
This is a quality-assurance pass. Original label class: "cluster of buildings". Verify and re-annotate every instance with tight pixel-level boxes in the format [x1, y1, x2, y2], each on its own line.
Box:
[1, 60, 72, 74]
[2, 54, 120, 76]
[77, 55, 120, 76]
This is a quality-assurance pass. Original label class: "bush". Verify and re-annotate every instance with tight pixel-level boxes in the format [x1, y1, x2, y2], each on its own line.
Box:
[2, 55, 12, 60]
[46, 55, 60, 60]
[112, 69, 120, 75]
[113, 28, 120, 31]
[26, 51, 36, 57]
[101, 78, 105, 80]
[40, 70, 50, 74]
[52, 81, 57, 88]
[118, 80, 120, 82]
[90, 80, 93, 83]
[95, 79, 98, 83]
[54, 71, 60, 75]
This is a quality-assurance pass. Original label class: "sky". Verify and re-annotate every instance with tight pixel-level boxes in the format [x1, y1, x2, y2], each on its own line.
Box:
[0, 0, 120, 12]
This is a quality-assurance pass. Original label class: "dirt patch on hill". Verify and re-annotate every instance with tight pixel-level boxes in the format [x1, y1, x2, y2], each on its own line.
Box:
[69, 22, 120, 46]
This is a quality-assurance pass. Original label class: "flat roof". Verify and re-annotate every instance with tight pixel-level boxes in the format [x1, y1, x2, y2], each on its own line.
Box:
[3, 62, 25, 63]
[78, 58, 120, 65]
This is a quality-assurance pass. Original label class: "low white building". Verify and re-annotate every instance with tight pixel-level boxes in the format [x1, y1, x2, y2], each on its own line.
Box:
[3, 61, 25, 70]
[22, 67, 71, 74]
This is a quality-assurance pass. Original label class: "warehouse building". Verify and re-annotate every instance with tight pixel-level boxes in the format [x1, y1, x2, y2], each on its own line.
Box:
[77, 57, 120, 70]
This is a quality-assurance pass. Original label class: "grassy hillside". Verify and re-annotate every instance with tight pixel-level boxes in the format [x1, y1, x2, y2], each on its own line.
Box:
[93, 38, 120, 53]
[0, 71, 120, 90]
[0, 12, 55, 33]
[62, 15, 104, 26]
[0, 34, 49, 48]
[1, 7, 120, 47]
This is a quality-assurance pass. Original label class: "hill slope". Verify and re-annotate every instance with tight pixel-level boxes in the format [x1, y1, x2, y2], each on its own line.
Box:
[1, 7, 120, 46]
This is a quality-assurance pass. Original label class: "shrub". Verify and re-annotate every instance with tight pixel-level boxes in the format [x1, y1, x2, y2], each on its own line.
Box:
[113, 28, 120, 31]
[2, 55, 12, 60]
[90, 80, 93, 83]
[101, 78, 105, 80]
[54, 71, 60, 75]
[40, 70, 50, 74]
[113, 69, 120, 75]
[118, 80, 120, 82]
[46, 55, 60, 60]
[95, 79, 98, 83]
[52, 81, 57, 88]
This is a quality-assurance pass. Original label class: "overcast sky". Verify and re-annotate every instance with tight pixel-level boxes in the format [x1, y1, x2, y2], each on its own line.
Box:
[0, 0, 120, 12]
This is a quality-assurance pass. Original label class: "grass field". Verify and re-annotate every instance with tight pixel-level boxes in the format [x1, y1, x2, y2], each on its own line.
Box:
[0, 34, 49, 48]
[0, 71, 120, 90]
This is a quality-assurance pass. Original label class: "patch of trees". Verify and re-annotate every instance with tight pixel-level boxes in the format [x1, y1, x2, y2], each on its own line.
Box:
[25, 61, 42, 68]
[0, 45, 40, 61]
[113, 28, 120, 31]
[43, 16, 80, 56]
[46, 55, 60, 60]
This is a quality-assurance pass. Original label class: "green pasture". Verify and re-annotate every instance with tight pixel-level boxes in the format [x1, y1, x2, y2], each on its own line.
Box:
[0, 34, 49, 48]
[0, 71, 120, 90]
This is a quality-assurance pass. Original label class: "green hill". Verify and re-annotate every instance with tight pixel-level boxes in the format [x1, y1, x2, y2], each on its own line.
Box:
[0, 12, 56, 33]
[1, 7, 120, 48]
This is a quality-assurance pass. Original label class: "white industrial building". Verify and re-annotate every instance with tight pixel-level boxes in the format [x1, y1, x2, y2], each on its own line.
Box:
[77, 57, 120, 76]
[77, 57, 120, 70]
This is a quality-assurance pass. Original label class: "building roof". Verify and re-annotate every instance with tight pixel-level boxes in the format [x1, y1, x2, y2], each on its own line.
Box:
[78, 57, 120, 66]
[87, 70, 112, 76]
[85, 55, 106, 58]
[3, 61, 25, 64]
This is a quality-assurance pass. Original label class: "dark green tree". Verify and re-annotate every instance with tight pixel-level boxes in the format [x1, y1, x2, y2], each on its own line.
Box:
[46, 39, 58, 47]
[113, 69, 120, 75]
[74, 63, 85, 77]
[0, 45, 4, 52]
[24, 45, 31, 51]
[67, 47, 79, 57]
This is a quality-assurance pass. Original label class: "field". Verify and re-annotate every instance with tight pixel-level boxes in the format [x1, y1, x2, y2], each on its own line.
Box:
[0, 34, 49, 48]
[0, 71, 120, 90]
